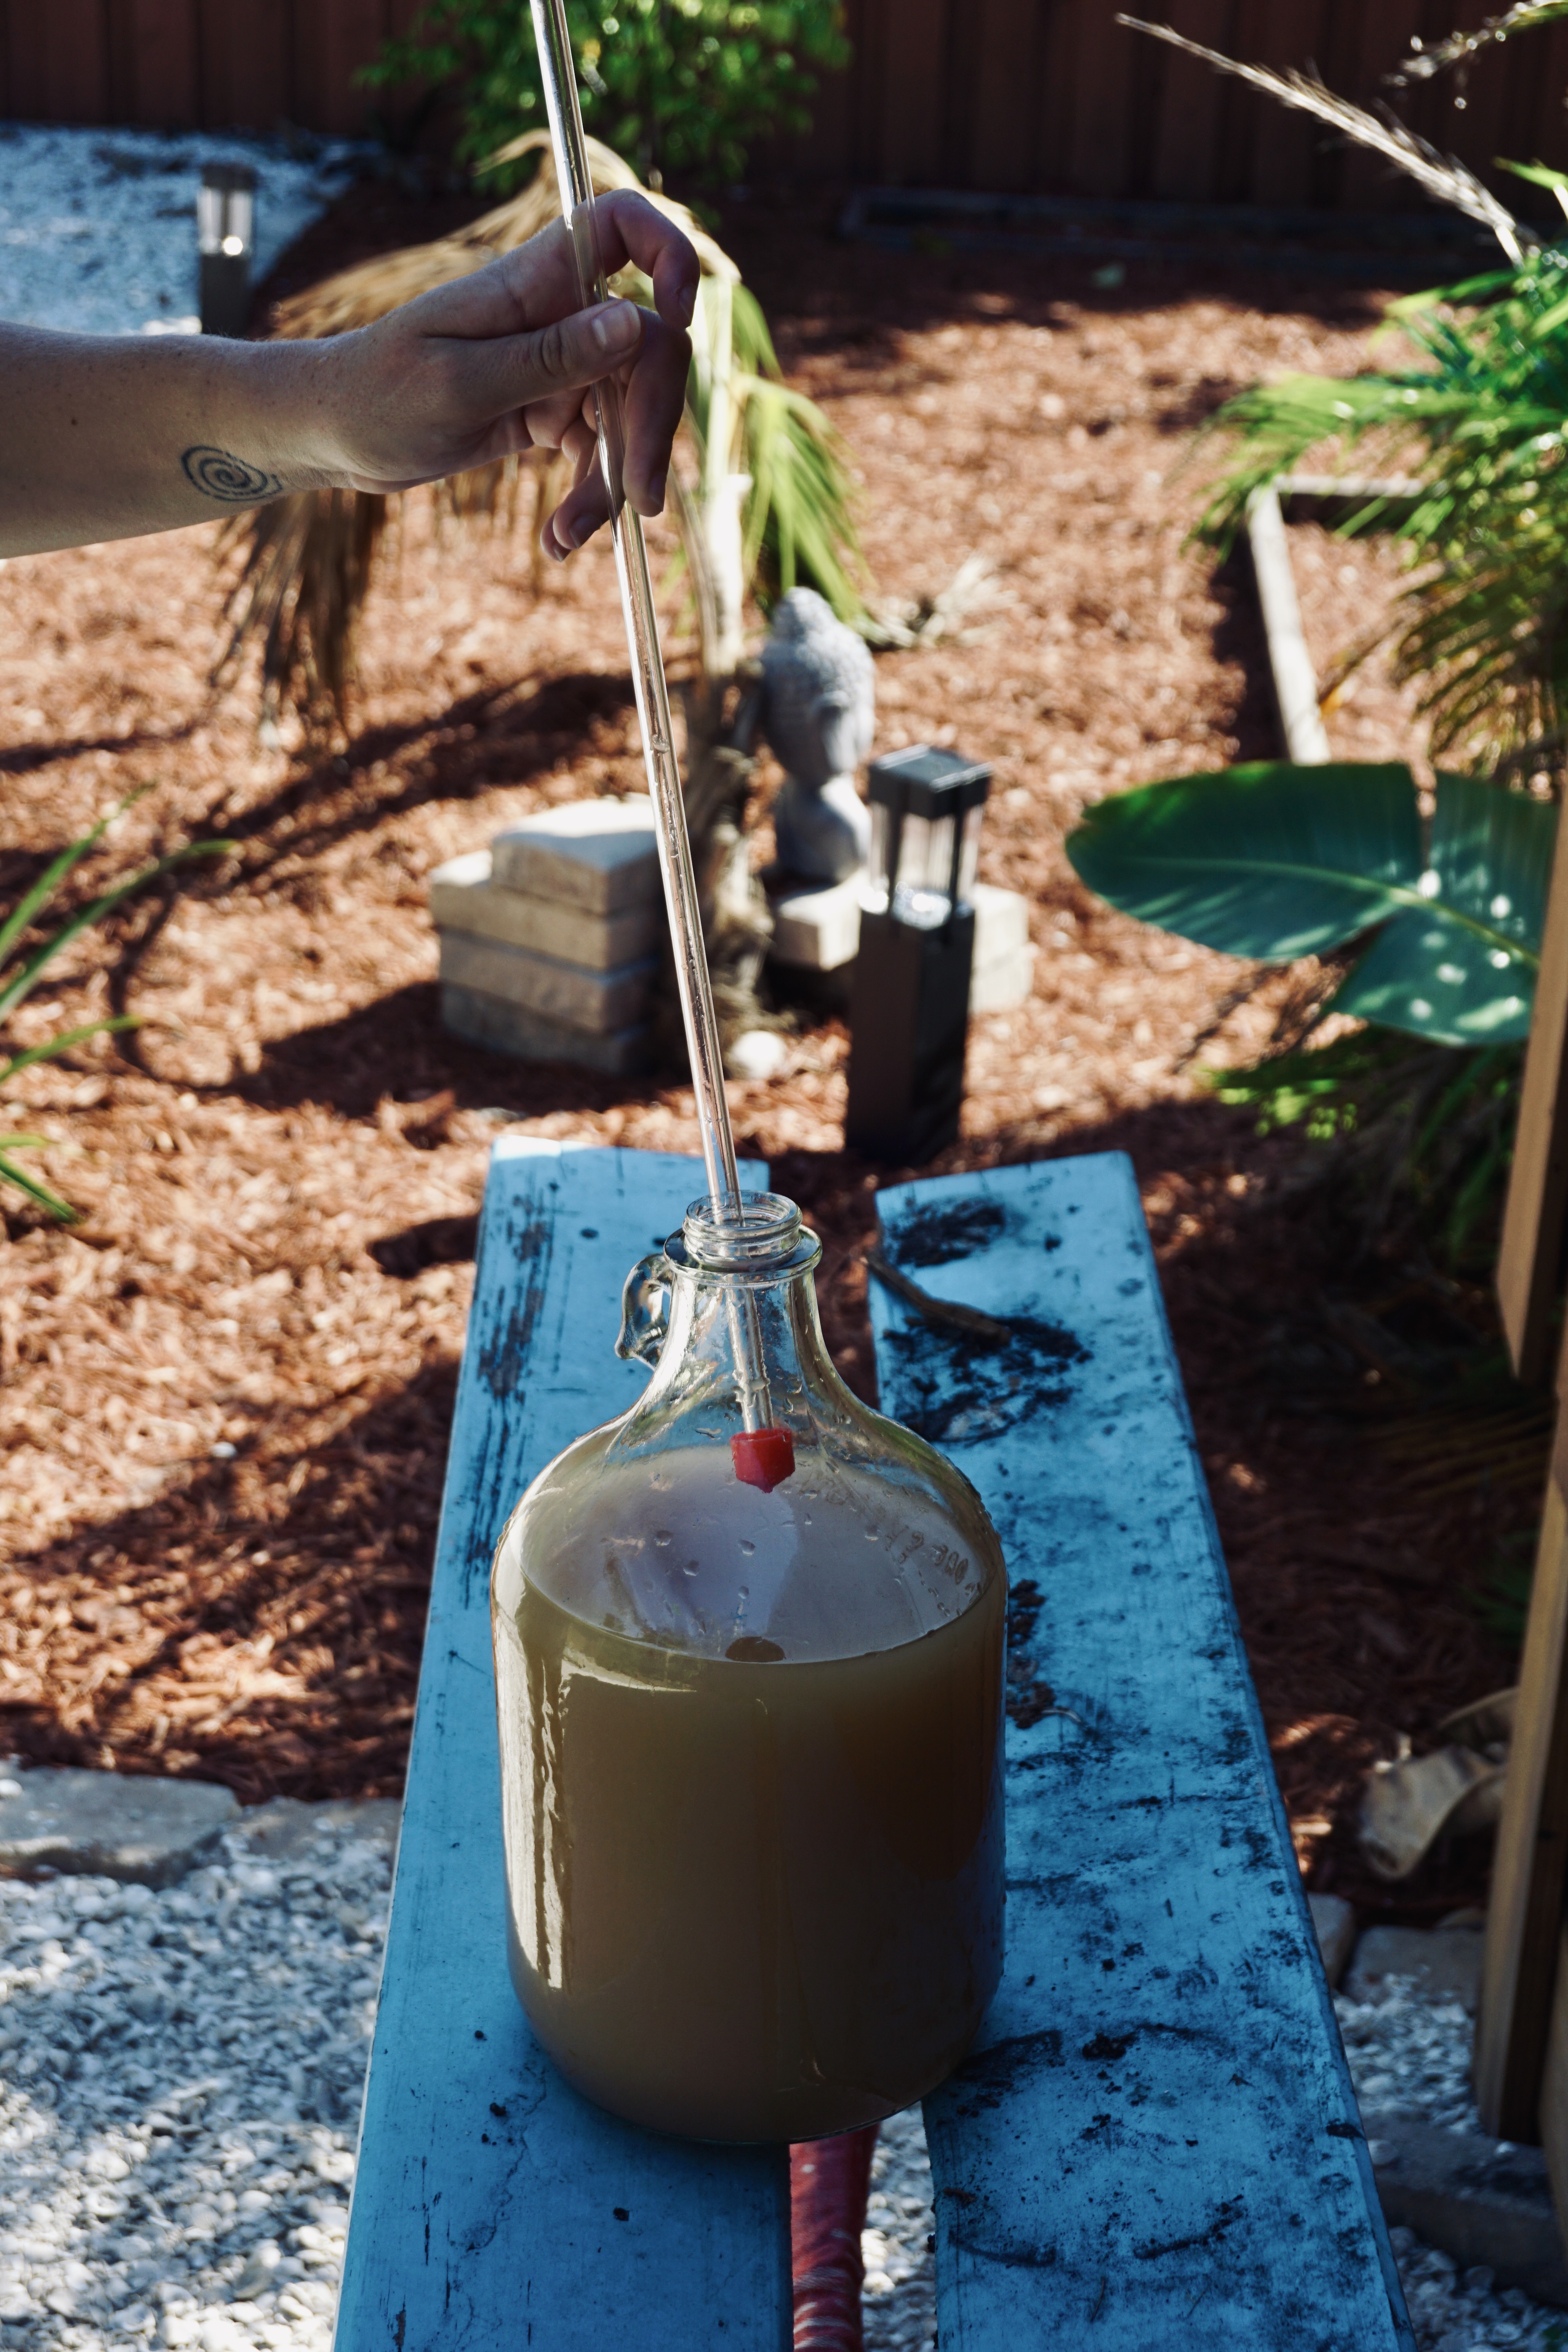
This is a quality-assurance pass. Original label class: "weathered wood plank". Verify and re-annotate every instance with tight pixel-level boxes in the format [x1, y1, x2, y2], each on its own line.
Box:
[334, 1140, 790, 2352]
[1476, 1467, 1568, 2141]
[1538, 1925, 1568, 2229]
[868, 1153, 1414, 2349]
[1497, 791, 1568, 1385]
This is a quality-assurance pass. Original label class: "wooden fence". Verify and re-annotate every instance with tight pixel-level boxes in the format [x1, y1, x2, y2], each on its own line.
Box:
[3, 0, 1568, 216]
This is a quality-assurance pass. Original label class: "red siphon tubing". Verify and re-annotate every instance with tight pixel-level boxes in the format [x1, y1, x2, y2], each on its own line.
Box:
[790, 2126, 880, 2352]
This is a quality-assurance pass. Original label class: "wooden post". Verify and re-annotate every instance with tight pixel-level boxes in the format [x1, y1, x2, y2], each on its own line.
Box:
[1539, 1926, 1568, 2227]
[1245, 484, 1330, 765]
[1498, 801, 1568, 1386]
[1476, 1432, 1568, 2139]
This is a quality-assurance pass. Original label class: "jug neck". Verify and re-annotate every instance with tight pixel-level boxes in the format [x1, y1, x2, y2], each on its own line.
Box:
[615, 1192, 852, 1461]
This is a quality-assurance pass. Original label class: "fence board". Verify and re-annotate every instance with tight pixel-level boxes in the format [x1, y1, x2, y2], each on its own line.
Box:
[1069, 1, 1138, 197]
[197, 0, 291, 134]
[1340, 0, 1422, 212]
[4, 0, 1568, 211]
[879, 0, 947, 186]
[127, 0, 196, 128]
[1243, 0, 1327, 207]
[970, 0, 1045, 193]
[310, 0, 388, 135]
[1151, 0, 1234, 201]
[30, 0, 110, 123]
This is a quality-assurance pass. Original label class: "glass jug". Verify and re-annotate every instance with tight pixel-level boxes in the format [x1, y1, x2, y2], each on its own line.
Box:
[490, 1191, 1006, 2143]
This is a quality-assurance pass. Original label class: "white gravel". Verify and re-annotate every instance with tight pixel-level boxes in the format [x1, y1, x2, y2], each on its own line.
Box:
[0, 125, 363, 337]
[0, 1815, 390, 2350]
[861, 2106, 935, 2352]
[1336, 1979, 1568, 2352]
[3, 1833, 1562, 2352]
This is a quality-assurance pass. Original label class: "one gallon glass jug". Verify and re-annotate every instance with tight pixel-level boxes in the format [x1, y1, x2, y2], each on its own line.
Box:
[490, 1191, 1006, 2143]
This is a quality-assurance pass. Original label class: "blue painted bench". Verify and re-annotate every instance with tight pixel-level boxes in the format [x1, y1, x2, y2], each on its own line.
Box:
[334, 1140, 1414, 2351]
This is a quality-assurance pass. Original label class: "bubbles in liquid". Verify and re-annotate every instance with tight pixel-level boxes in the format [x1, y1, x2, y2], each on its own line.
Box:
[654, 1530, 673, 1548]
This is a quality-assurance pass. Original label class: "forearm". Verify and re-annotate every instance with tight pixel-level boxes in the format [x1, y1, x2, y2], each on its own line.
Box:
[0, 326, 344, 557]
[0, 198, 700, 564]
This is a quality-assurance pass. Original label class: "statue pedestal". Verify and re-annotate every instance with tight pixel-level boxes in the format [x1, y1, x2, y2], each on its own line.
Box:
[765, 870, 1034, 1011]
[765, 871, 864, 973]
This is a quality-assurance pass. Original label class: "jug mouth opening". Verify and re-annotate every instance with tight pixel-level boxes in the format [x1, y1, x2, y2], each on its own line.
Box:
[680, 1191, 804, 1271]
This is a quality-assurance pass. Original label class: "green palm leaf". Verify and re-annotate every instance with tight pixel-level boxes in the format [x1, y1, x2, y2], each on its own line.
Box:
[1066, 760, 1553, 1046]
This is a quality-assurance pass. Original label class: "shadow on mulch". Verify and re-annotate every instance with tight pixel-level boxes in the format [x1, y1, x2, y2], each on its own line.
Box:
[216, 669, 637, 867]
[5, 1006, 1532, 1922]
[0, 1359, 457, 1806]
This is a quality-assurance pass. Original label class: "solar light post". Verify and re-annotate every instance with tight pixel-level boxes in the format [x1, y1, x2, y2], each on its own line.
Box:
[198, 163, 256, 338]
[844, 744, 992, 1163]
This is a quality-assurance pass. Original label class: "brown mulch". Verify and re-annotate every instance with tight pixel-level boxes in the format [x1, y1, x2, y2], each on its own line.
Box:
[0, 183, 1528, 1919]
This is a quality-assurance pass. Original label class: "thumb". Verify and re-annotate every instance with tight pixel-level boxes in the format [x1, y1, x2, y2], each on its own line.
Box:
[461, 298, 644, 419]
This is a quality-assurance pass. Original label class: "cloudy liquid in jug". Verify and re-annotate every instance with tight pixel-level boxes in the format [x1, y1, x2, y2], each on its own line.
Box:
[492, 1443, 1005, 2143]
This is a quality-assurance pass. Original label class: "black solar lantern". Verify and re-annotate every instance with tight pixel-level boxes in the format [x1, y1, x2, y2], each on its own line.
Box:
[845, 744, 992, 1163]
[198, 163, 256, 338]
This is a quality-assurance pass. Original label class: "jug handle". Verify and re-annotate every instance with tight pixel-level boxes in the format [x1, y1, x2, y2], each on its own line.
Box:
[616, 1250, 671, 1366]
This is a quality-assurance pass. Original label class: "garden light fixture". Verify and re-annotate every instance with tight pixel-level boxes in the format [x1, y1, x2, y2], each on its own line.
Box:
[198, 163, 255, 338]
[845, 744, 992, 1163]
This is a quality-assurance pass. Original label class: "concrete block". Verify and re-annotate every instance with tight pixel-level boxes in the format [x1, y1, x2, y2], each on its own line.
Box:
[240, 1795, 402, 1862]
[0, 1766, 238, 1887]
[1363, 2109, 1568, 2308]
[438, 927, 655, 1034]
[430, 849, 662, 971]
[769, 874, 863, 972]
[489, 795, 660, 915]
[972, 880, 1031, 959]
[971, 941, 1036, 1014]
[441, 980, 651, 1076]
[1308, 1891, 1356, 1987]
[768, 876, 1034, 989]
[1345, 1924, 1485, 2013]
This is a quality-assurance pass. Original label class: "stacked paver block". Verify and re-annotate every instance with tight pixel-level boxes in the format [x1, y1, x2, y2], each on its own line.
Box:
[432, 797, 663, 1075]
[768, 875, 1035, 1011]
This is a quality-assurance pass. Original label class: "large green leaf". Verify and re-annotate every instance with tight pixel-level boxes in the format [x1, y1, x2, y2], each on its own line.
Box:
[1065, 759, 1555, 1046]
[1335, 773, 1554, 1043]
[1067, 761, 1421, 959]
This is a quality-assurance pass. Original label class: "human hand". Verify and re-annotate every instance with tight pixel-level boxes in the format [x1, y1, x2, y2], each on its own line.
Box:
[318, 189, 699, 561]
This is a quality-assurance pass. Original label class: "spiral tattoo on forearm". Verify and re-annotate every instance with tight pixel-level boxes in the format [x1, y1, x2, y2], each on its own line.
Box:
[181, 446, 283, 504]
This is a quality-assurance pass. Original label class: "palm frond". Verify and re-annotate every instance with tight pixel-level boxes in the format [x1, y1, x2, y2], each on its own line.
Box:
[1117, 17, 1535, 260]
[1199, 240, 1568, 779]
[737, 374, 868, 621]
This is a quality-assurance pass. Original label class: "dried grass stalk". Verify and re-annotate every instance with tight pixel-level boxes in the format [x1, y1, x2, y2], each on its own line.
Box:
[1117, 17, 1536, 262]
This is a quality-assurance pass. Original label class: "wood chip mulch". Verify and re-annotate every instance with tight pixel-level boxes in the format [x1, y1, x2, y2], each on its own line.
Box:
[0, 185, 1529, 1919]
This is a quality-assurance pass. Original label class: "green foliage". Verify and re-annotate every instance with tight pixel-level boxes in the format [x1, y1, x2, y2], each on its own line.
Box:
[1206, 1028, 1524, 1270]
[1197, 241, 1568, 781]
[722, 287, 864, 618]
[1066, 760, 1553, 1045]
[364, 0, 850, 189]
[0, 804, 234, 1221]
